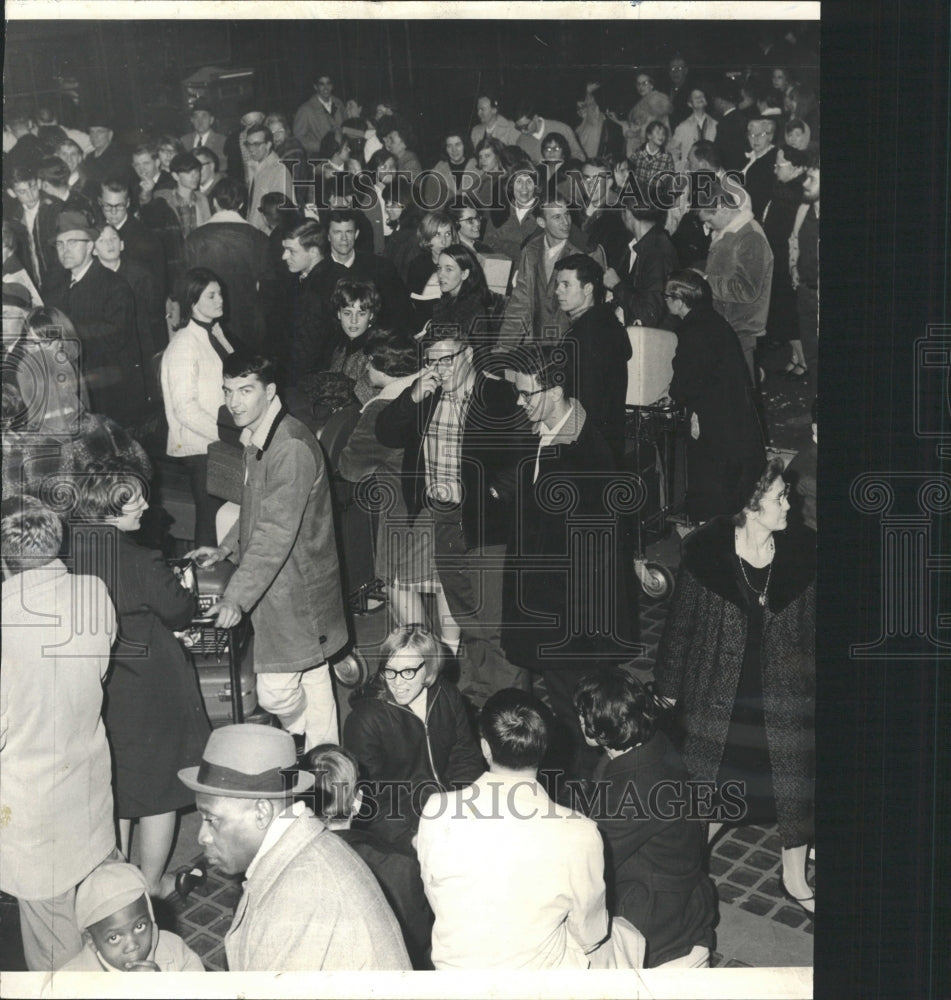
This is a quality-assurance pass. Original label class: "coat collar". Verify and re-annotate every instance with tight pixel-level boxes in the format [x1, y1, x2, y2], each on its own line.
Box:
[681, 516, 815, 613]
[240, 396, 289, 459]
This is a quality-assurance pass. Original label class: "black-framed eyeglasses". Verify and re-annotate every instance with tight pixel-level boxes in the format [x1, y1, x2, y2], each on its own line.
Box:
[459, 215, 481, 225]
[244, 139, 268, 148]
[381, 661, 426, 681]
[516, 387, 547, 402]
[54, 238, 91, 250]
[424, 347, 466, 370]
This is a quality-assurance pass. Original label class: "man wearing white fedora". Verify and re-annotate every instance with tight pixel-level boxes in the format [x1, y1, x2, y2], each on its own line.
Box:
[179, 724, 411, 971]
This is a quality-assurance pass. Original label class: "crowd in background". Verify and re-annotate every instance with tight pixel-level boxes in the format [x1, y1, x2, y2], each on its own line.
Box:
[1, 36, 818, 974]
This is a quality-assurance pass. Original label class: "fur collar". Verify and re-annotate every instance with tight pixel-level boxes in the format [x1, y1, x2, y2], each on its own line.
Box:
[681, 516, 815, 613]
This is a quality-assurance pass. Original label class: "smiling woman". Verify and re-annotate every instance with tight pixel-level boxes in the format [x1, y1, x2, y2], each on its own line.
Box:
[343, 625, 485, 851]
[655, 457, 816, 916]
[69, 458, 209, 901]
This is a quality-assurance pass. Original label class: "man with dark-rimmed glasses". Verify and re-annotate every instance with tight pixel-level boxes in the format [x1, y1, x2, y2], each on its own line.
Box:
[375, 327, 531, 705]
[45, 211, 144, 425]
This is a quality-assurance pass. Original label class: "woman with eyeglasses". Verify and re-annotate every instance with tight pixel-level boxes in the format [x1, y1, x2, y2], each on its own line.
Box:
[535, 131, 581, 200]
[664, 270, 767, 525]
[447, 200, 491, 257]
[655, 456, 816, 918]
[343, 625, 484, 850]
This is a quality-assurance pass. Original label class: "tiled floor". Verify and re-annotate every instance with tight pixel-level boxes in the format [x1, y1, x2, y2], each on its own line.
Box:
[1, 371, 814, 972]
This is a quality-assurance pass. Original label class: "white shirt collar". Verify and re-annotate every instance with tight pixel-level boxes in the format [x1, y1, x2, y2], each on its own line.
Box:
[537, 402, 574, 440]
[318, 97, 334, 114]
[240, 394, 284, 449]
[207, 209, 248, 225]
[545, 236, 567, 257]
[720, 207, 755, 235]
[331, 250, 356, 267]
[245, 800, 310, 880]
[70, 256, 95, 285]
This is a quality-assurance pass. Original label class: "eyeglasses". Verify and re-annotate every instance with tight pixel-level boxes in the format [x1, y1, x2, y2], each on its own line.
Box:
[423, 347, 466, 370]
[748, 130, 769, 138]
[516, 387, 547, 402]
[381, 661, 426, 681]
[244, 139, 268, 148]
[99, 201, 128, 212]
[459, 216, 481, 225]
[766, 486, 791, 503]
[54, 238, 91, 250]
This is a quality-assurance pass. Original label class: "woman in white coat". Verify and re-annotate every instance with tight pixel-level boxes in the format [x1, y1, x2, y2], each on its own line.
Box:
[160, 267, 235, 545]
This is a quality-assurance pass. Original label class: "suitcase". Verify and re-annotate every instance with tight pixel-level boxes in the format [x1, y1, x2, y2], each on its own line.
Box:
[171, 558, 262, 724]
[190, 628, 259, 725]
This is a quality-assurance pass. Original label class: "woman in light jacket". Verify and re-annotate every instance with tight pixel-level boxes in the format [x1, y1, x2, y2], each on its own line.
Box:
[160, 267, 235, 545]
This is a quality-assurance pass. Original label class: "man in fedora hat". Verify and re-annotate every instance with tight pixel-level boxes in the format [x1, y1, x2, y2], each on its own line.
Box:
[44, 210, 147, 426]
[179, 724, 411, 971]
[82, 113, 133, 196]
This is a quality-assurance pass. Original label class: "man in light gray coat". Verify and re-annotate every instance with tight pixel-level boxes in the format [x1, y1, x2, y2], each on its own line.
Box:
[293, 73, 344, 156]
[187, 353, 348, 750]
[180, 724, 411, 971]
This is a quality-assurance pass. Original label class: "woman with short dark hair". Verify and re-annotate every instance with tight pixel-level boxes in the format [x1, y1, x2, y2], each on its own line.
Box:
[160, 266, 235, 545]
[574, 667, 716, 967]
[423, 132, 478, 209]
[71, 459, 209, 900]
[665, 269, 768, 524]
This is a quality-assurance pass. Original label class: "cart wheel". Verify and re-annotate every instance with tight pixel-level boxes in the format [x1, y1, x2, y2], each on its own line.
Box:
[638, 561, 674, 601]
[332, 649, 370, 688]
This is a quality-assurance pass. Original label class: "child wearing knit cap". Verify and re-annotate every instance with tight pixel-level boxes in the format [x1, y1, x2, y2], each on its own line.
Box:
[59, 863, 204, 972]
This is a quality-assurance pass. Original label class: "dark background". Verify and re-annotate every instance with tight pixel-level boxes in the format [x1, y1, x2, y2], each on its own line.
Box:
[5, 18, 817, 163]
[3, 7, 950, 998]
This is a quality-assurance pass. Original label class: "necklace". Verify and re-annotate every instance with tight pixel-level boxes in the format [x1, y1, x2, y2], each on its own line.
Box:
[735, 530, 774, 607]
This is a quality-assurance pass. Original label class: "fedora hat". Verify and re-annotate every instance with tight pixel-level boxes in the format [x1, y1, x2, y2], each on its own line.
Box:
[179, 724, 315, 798]
[51, 211, 99, 242]
[2, 282, 33, 310]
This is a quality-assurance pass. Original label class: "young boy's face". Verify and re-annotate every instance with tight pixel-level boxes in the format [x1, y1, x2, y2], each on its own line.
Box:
[85, 896, 155, 969]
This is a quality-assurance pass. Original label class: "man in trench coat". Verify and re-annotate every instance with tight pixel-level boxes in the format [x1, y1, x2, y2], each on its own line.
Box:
[187, 353, 348, 749]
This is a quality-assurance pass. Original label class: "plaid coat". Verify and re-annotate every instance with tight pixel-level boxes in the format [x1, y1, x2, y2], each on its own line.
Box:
[654, 517, 815, 846]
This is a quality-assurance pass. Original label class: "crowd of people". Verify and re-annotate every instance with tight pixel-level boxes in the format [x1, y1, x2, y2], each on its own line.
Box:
[1, 46, 817, 975]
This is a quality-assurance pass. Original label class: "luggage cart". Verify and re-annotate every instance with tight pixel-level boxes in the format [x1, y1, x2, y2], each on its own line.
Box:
[170, 559, 255, 724]
[623, 325, 685, 601]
